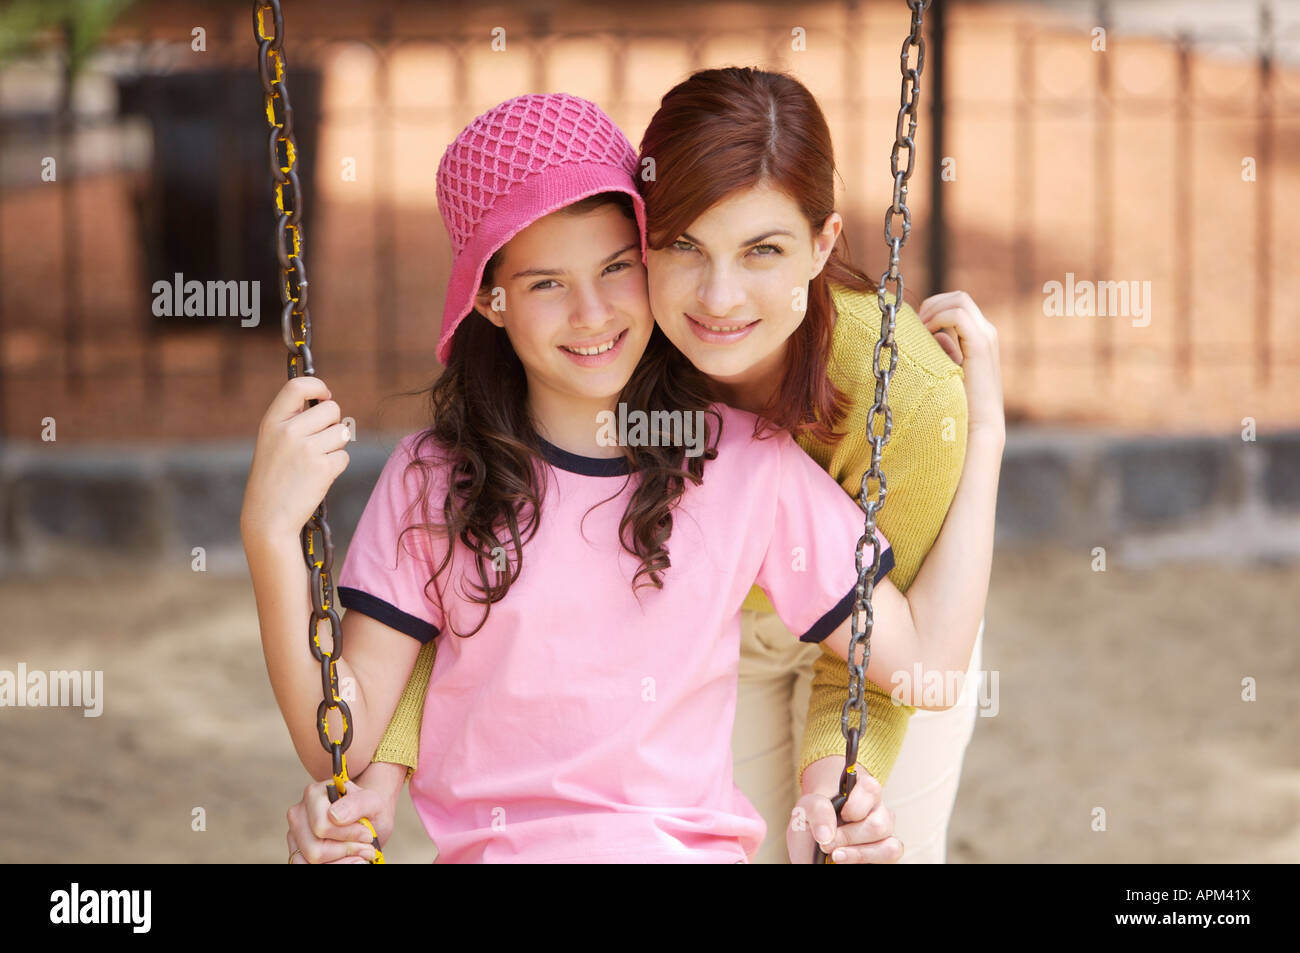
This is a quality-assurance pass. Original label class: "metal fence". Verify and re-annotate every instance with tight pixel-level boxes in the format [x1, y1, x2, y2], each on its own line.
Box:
[0, 0, 1296, 440]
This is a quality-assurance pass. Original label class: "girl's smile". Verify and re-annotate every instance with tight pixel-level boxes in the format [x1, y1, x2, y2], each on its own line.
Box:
[558, 327, 630, 365]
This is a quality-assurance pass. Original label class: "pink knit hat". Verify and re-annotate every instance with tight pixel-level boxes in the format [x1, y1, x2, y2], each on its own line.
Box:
[434, 93, 648, 365]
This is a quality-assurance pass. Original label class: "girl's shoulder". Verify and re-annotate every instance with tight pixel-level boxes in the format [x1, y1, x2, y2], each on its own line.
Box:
[707, 402, 797, 467]
[375, 429, 456, 504]
[392, 428, 453, 469]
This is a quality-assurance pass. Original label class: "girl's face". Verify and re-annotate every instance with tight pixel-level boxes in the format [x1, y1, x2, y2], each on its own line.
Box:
[476, 203, 652, 411]
[646, 181, 841, 391]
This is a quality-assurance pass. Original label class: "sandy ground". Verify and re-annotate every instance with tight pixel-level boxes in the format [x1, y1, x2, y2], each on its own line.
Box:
[1, 544, 1296, 864]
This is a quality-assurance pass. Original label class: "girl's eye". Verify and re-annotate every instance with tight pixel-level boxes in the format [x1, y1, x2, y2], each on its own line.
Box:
[604, 261, 632, 275]
[750, 244, 783, 256]
[530, 279, 558, 291]
[671, 239, 696, 253]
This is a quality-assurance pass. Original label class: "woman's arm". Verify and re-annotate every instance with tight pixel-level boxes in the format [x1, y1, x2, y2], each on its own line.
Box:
[371, 640, 439, 777]
[821, 426, 1002, 706]
[797, 292, 968, 783]
[821, 292, 1004, 705]
[801, 657, 913, 786]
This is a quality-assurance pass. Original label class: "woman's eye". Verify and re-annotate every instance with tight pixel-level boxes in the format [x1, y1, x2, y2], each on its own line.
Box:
[750, 244, 783, 256]
[671, 239, 696, 252]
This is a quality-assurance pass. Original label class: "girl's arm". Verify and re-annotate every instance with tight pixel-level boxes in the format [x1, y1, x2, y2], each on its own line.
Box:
[241, 374, 423, 780]
[280, 568, 438, 863]
[286, 760, 409, 863]
[244, 528, 421, 779]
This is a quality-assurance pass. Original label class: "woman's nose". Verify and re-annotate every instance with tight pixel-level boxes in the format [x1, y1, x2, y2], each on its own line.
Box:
[697, 263, 745, 316]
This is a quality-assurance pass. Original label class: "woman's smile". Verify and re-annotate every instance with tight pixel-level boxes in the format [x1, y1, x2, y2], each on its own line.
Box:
[685, 313, 761, 343]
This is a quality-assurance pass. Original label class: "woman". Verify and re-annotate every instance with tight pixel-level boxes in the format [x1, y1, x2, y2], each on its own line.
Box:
[286, 68, 997, 864]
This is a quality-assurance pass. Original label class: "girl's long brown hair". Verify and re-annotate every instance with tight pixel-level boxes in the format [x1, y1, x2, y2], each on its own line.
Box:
[395, 193, 721, 638]
[637, 66, 878, 446]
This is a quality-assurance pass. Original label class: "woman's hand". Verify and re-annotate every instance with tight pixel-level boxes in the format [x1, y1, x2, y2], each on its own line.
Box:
[786, 755, 903, 864]
[287, 761, 408, 864]
[918, 291, 1005, 443]
[241, 375, 352, 541]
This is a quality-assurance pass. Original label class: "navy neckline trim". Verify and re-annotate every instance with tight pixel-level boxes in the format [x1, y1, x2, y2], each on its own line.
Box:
[537, 436, 630, 477]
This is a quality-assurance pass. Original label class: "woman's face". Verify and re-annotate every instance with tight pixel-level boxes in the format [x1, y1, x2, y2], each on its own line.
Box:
[475, 203, 651, 409]
[646, 181, 841, 390]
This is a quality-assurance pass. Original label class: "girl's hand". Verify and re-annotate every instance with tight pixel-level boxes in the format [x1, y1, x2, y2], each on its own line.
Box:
[241, 375, 352, 541]
[918, 291, 1005, 442]
[286, 762, 407, 864]
[786, 755, 903, 864]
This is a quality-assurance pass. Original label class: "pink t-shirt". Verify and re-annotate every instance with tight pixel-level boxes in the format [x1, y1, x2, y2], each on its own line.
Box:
[337, 403, 892, 863]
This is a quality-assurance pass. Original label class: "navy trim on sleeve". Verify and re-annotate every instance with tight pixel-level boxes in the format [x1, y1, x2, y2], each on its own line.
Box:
[337, 586, 439, 644]
[798, 546, 897, 644]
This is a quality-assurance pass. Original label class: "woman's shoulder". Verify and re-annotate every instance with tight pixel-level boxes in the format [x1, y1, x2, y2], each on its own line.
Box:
[828, 282, 965, 395]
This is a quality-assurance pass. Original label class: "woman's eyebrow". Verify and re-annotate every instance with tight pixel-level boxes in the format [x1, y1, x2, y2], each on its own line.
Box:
[510, 242, 640, 280]
[680, 229, 796, 247]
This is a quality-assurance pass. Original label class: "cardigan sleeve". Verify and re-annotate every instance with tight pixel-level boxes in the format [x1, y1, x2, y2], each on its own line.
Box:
[371, 639, 437, 780]
[800, 650, 914, 787]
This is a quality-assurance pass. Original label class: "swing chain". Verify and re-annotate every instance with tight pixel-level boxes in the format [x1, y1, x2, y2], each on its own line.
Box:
[252, 0, 384, 864]
[815, 0, 928, 864]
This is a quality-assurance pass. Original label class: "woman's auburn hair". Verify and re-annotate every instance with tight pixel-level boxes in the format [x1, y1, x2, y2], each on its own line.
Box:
[394, 192, 722, 638]
[637, 66, 879, 446]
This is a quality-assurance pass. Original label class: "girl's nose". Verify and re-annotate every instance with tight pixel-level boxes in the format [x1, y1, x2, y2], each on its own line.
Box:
[569, 280, 615, 329]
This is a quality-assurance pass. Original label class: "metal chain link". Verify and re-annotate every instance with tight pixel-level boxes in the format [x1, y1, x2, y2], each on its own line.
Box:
[252, 0, 384, 864]
[815, 0, 928, 864]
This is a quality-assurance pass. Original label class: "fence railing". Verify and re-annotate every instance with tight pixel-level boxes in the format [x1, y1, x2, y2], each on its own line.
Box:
[0, 0, 1296, 440]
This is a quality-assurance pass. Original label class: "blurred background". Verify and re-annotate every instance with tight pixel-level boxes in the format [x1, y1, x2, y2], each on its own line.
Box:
[0, 0, 1296, 864]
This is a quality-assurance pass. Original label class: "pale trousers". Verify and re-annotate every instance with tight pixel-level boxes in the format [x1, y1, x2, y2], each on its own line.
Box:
[730, 610, 984, 864]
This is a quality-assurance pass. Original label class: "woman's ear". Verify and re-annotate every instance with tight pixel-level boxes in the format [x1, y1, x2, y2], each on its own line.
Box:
[475, 286, 507, 328]
[811, 211, 843, 279]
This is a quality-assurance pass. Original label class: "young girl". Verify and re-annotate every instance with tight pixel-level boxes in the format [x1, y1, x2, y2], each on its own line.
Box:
[247, 93, 999, 863]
